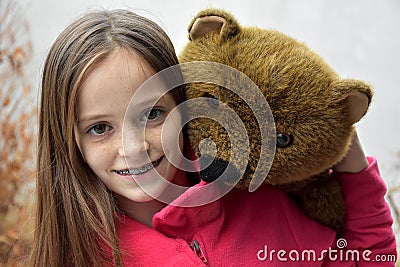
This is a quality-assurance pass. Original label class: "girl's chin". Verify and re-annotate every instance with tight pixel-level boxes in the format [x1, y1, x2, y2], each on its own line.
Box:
[116, 188, 161, 203]
[128, 180, 171, 202]
[130, 193, 156, 203]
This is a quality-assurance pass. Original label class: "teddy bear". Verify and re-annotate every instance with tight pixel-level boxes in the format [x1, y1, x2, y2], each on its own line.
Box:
[178, 8, 372, 234]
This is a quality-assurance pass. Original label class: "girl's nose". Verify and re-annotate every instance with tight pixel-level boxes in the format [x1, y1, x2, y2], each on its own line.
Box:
[118, 126, 150, 157]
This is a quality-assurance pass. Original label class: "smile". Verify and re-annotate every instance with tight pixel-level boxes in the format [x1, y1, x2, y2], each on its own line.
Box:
[114, 157, 163, 176]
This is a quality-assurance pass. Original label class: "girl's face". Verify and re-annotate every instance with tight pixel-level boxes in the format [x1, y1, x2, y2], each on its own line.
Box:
[74, 48, 184, 202]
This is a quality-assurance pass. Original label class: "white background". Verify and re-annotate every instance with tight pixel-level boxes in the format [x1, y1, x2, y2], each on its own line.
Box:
[16, 0, 400, 219]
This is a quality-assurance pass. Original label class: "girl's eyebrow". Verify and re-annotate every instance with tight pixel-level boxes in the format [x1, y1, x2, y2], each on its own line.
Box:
[132, 94, 169, 106]
[77, 114, 111, 125]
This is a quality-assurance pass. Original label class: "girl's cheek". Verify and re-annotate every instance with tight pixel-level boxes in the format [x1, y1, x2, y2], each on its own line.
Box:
[160, 120, 183, 147]
[161, 130, 184, 166]
[144, 126, 161, 147]
[83, 143, 108, 167]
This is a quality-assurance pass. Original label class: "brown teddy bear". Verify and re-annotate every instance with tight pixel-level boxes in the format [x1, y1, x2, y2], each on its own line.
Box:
[179, 9, 373, 234]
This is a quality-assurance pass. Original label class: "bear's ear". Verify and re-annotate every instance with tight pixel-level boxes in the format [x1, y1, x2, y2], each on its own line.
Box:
[331, 79, 373, 125]
[188, 9, 240, 42]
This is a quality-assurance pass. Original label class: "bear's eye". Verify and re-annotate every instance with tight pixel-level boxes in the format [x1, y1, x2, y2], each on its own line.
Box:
[205, 94, 219, 107]
[276, 133, 293, 148]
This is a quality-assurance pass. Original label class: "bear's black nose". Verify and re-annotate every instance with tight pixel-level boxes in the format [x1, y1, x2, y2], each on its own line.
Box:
[199, 155, 240, 183]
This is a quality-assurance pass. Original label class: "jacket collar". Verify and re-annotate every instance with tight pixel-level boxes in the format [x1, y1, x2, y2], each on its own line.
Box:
[152, 181, 223, 238]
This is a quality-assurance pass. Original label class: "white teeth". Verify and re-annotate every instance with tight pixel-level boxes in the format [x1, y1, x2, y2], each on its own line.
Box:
[115, 158, 161, 176]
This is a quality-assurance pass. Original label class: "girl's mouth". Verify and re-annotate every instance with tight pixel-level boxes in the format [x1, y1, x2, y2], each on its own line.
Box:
[114, 157, 163, 176]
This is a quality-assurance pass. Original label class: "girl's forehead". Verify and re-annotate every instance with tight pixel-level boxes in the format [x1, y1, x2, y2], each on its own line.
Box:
[88, 47, 154, 79]
[75, 48, 173, 119]
[80, 49, 153, 92]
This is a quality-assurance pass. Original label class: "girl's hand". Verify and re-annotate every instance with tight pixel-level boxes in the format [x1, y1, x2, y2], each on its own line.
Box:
[333, 131, 369, 173]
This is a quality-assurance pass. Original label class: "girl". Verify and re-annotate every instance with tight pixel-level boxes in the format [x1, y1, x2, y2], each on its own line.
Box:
[30, 9, 396, 267]
[30, 9, 194, 266]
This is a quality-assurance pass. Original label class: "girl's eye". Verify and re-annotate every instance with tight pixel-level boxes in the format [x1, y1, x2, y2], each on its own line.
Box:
[88, 124, 110, 136]
[143, 108, 163, 122]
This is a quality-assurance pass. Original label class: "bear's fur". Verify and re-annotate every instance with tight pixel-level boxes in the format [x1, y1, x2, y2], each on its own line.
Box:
[179, 9, 372, 234]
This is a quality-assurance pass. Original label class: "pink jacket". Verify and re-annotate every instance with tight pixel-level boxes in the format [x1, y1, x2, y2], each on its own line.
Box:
[114, 157, 396, 266]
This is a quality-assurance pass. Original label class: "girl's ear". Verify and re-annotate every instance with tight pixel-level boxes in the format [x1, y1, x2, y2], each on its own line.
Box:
[188, 9, 240, 42]
[331, 79, 373, 125]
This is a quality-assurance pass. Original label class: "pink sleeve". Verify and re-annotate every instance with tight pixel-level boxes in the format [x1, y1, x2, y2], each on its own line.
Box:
[334, 157, 397, 265]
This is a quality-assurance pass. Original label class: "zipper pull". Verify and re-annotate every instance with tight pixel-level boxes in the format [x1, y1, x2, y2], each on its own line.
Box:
[189, 239, 208, 264]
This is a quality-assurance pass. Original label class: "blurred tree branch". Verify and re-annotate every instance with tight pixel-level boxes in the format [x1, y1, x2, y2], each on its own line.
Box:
[0, 0, 36, 265]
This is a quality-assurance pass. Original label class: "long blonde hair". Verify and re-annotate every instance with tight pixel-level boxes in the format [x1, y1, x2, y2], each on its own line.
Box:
[30, 9, 183, 266]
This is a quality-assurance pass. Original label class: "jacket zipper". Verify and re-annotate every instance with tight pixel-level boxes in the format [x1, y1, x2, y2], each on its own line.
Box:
[189, 239, 208, 264]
